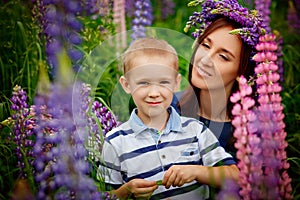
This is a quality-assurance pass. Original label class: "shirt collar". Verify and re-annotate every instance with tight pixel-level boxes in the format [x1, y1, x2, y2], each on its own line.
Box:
[129, 106, 183, 137]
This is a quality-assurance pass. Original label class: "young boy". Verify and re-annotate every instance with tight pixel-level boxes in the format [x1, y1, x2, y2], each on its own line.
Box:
[97, 38, 238, 200]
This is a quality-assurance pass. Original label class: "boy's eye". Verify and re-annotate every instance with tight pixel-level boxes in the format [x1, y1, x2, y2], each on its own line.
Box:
[160, 81, 170, 85]
[137, 81, 149, 85]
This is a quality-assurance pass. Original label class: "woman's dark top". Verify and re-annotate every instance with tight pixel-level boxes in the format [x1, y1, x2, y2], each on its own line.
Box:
[171, 93, 237, 160]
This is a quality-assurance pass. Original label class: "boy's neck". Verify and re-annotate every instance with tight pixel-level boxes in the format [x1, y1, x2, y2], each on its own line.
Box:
[137, 110, 170, 132]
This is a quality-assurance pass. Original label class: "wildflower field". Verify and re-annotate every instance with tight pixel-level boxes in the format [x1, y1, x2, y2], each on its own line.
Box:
[0, 0, 299, 199]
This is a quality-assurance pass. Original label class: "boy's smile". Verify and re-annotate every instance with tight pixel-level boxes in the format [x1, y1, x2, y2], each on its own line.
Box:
[147, 101, 162, 106]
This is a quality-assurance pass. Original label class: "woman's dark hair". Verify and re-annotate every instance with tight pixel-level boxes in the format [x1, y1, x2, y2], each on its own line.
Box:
[178, 17, 256, 119]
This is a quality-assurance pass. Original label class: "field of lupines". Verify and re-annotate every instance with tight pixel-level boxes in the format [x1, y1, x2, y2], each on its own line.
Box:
[0, 0, 299, 199]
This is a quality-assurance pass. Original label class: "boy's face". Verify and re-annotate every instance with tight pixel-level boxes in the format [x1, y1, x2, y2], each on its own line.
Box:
[120, 55, 181, 123]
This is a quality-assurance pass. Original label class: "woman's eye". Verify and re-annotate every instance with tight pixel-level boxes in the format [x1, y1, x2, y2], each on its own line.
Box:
[201, 43, 210, 49]
[220, 54, 229, 61]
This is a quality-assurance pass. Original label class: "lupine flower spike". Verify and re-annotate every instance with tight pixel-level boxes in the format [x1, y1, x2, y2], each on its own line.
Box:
[32, 0, 102, 75]
[10, 85, 36, 180]
[225, 34, 293, 200]
[33, 51, 102, 200]
[161, 0, 175, 20]
[253, 34, 293, 199]
[230, 76, 260, 200]
[131, 0, 153, 40]
[83, 84, 121, 164]
[255, 0, 271, 33]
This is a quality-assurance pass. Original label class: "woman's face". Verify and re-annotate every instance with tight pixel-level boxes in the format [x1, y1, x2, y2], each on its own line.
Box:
[191, 26, 242, 93]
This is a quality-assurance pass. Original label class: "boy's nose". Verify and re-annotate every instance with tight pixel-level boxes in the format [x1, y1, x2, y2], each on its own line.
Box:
[148, 84, 160, 97]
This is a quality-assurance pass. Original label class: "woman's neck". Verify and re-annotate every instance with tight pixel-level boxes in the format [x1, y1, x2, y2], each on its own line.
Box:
[199, 89, 231, 122]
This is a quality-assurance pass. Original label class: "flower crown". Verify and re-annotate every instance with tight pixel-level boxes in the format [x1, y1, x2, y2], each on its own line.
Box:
[184, 0, 266, 47]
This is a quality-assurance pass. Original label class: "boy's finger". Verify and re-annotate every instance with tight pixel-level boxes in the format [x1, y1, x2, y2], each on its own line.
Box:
[165, 173, 176, 189]
[162, 168, 172, 185]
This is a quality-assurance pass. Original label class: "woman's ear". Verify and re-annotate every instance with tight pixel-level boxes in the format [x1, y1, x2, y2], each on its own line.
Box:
[119, 75, 131, 94]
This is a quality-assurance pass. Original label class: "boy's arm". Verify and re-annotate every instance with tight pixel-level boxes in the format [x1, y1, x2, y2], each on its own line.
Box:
[162, 164, 238, 189]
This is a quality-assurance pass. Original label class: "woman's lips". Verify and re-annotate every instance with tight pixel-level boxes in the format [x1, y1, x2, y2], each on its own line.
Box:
[196, 66, 212, 77]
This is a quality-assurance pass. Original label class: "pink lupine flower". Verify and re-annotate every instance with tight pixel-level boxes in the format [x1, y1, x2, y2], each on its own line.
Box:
[230, 76, 261, 199]
[223, 33, 293, 199]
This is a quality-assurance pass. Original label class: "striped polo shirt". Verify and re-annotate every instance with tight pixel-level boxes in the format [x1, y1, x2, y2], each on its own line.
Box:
[97, 106, 235, 200]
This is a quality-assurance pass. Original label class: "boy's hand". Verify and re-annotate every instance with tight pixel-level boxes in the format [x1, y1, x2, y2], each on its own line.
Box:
[162, 165, 197, 189]
[124, 179, 158, 199]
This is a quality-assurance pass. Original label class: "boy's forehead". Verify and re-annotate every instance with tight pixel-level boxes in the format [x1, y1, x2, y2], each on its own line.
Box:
[125, 63, 178, 78]
[127, 54, 177, 69]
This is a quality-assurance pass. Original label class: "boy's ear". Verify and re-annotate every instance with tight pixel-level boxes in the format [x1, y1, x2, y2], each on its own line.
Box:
[119, 76, 131, 94]
[175, 74, 182, 92]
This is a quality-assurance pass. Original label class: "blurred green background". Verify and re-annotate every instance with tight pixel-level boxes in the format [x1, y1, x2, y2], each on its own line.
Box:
[0, 0, 299, 199]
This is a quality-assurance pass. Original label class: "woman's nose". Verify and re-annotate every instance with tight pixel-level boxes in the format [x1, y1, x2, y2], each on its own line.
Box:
[201, 52, 214, 67]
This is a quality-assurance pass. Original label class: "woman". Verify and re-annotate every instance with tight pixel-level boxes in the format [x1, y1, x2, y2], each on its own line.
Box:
[172, 0, 265, 159]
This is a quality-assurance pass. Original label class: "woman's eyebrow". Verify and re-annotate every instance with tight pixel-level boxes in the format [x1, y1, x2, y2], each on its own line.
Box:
[221, 48, 236, 59]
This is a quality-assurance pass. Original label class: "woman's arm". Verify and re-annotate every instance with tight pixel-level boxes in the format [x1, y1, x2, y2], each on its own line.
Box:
[162, 164, 239, 189]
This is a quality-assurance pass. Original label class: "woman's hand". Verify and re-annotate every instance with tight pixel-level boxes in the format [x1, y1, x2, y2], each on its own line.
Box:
[162, 165, 197, 189]
[117, 179, 158, 199]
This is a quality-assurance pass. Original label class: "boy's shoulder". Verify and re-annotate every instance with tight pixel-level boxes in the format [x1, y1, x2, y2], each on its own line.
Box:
[104, 120, 132, 138]
[178, 115, 208, 131]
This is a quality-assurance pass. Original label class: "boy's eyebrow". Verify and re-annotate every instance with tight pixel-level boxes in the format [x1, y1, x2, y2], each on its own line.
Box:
[205, 37, 236, 59]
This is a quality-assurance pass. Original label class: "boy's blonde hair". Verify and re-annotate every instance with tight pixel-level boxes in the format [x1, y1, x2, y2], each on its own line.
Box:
[122, 37, 178, 73]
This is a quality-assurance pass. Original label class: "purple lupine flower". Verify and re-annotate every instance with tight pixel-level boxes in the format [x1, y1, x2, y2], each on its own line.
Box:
[255, 0, 271, 33]
[287, 0, 300, 34]
[185, 0, 266, 47]
[252, 34, 293, 199]
[125, 0, 136, 17]
[92, 100, 121, 135]
[33, 52, 101, 200]
[78, 85, 119, 200]
[32, 0, 91, 76]
[274, 32, 284, 83]
[80, 0, 100, 17]
[86, 98, 121, 163]
[161, 0, 175, 20]
[10, 85, 36, 179]
[131, 0, 153, 40]
[217, 178, 240, 200]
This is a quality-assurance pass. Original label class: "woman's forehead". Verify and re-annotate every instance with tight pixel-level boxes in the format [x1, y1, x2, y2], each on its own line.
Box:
[203, 27, 242, 57]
